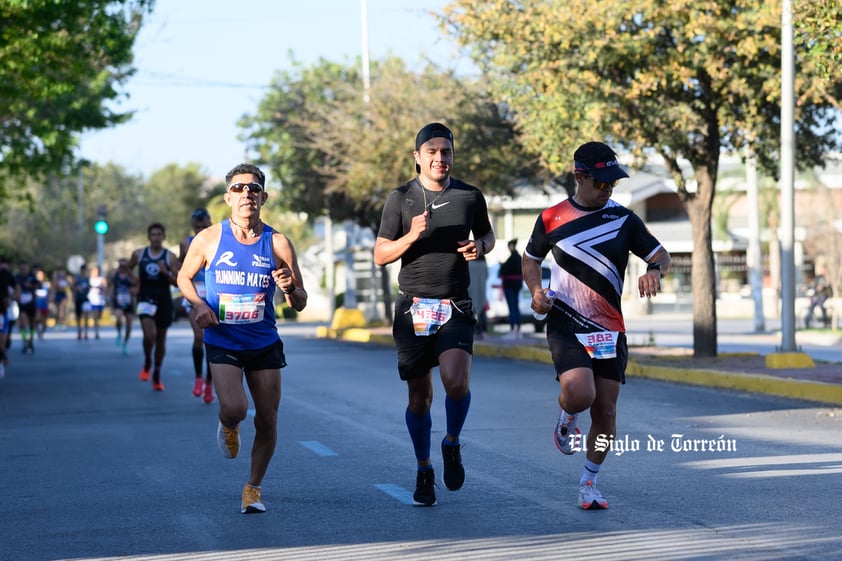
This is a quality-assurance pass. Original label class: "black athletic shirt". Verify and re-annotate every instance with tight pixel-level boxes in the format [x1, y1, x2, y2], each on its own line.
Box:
[377, 177, 493, 299]
[137, 247, 172, 302]
[0, 269, 16, 314]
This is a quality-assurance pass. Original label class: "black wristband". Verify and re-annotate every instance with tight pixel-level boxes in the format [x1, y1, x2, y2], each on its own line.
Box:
[647, 262, 664, 278]
[283, 285, 296, 295]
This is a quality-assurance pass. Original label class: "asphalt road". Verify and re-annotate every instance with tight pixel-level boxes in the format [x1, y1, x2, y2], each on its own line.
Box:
[2, 323, 841, 561]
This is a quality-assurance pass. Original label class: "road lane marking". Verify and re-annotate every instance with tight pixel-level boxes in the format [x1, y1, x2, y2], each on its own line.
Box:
[298, 440, 338, 457]
[373, 483, 414, 504]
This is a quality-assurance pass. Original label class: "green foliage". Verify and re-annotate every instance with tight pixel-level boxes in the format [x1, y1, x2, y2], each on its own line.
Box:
[0, 161, 222, 270]
[239, 54, 542, 233]
[0, 0, 154, 197]
[794, 0, 842, 86]
[441, 0, 841, 356]
[142, 163, 219, 239]
[441, 0, 840, 182]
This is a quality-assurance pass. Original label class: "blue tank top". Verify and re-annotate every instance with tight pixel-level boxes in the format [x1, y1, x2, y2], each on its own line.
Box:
[203, 221, 279, 350]
[188, 235, 207, 297]
[112, 272, 134, 308]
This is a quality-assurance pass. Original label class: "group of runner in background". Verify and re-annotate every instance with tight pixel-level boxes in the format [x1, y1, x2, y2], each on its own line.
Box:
[0, 209, 212, 402]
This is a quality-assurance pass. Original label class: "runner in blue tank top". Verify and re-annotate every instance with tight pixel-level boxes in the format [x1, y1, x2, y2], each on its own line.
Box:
[179, 208, 214, 403]
[177, 163, 307, 514]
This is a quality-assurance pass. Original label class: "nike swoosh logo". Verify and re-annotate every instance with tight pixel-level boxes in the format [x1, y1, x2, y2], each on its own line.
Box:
[431, 201, 450, 210]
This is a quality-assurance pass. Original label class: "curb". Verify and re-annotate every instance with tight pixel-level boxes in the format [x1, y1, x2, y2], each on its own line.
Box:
[317, 328, 842, 406]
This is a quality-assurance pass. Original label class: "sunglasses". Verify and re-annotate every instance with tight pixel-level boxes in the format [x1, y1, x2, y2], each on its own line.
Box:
[586, 177, 619, 191]
[228, 182, 264, 194]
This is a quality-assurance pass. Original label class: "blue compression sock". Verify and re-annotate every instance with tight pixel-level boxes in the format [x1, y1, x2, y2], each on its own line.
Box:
[444, 391, 472, 443]
[405, 408, 432, 464]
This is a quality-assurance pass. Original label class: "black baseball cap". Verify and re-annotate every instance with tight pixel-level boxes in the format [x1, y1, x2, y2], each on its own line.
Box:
[414, 122, 454, 173]
[574, 158, 630, 183]
[573, 142, 630, 183]
[191, 208, 210, 220]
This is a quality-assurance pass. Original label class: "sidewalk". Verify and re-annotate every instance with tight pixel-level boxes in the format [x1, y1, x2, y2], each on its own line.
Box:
[317, 318, 842, 406]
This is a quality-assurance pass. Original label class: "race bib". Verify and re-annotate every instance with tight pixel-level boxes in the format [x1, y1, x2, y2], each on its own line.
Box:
[136, 301, 158, 316]
[219, 293, 265, 324]
[410, 297, 452, 336]
[20, 292, 33, 305]
[575, 331, 620, 359]
[116, 291, 132, 307]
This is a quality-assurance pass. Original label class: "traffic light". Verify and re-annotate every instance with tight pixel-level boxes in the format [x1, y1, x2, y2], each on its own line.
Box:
[94, 205, 108, 235]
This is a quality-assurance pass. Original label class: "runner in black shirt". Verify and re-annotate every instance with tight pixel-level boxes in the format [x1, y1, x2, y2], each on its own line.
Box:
[374, 122, 496, 506]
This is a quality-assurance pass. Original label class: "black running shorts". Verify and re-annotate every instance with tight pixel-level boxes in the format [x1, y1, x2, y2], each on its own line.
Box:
[392, 292, 475, 381]
[205, 339, 287, 371]
[545, 328, 628, 384]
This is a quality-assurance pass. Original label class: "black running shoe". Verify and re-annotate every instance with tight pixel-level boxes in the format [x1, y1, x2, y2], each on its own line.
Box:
[412, 469, 437, 507]
[441, 439, 465, 491]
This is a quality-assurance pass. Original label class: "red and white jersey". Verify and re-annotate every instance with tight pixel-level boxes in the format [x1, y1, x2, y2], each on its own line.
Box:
[524, 198, 663, 333]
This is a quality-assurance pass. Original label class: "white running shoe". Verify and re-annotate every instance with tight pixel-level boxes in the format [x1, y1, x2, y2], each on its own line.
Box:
[578, 480, 608, 509]
[553, 409, 580, 455]
[217, 421, 240, 459]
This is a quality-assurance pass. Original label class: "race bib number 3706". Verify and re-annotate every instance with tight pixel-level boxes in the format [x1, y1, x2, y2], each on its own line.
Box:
[219, 293, 265, 324]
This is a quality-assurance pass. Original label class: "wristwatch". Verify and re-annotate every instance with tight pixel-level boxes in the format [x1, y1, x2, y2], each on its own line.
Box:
[283, 285, 296, 295]
[647, 262, 665, 278]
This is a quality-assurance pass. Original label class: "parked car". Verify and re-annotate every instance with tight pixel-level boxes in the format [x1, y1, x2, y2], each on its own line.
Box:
[485, 262, 551, 332]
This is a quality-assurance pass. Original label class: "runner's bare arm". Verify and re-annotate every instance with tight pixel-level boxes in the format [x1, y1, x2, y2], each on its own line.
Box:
[271, 232, 307, 312]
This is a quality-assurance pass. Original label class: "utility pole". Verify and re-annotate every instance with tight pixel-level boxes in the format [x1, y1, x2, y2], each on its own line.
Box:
[779, 0, 797, 351]
[77, 166, 84, 246]
[746, 150, 765, 332]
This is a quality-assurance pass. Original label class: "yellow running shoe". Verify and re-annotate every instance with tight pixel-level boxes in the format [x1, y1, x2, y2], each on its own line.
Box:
[241, 483, 266, 514]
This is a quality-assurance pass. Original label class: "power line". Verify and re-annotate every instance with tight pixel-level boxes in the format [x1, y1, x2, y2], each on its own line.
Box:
[129, 71, 270, 90]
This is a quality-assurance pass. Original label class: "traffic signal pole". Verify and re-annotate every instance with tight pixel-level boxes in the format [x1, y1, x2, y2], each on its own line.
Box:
[94, 205, 108, 273]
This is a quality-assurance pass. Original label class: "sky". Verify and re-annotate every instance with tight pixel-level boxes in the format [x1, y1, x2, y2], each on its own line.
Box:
[79, 0, 473, 180]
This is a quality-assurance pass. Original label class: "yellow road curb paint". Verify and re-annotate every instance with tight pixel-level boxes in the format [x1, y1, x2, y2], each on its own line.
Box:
[330, 308, 367, 330]
[765, 352, 816, 369]
[626, 361, 842, 406]
[319, 328, 841, 406]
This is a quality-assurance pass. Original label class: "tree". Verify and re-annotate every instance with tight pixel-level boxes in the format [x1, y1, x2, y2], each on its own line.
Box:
[0, 0, 154, 199]
[441, 0, 842, 357]
[794, 0, 842, 98]
[240, 54, 542, 320]
[142, 163, 221, 240]
[0, 162, 146, 268]
[240, 55, 540, 230]
[0, 161, 223, 271]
